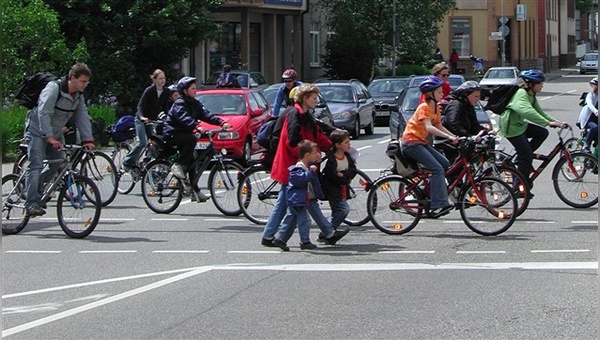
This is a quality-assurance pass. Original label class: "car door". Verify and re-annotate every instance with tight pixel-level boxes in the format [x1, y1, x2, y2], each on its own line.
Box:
[249, 92, 271, 152]
[353, 82, 374, 127]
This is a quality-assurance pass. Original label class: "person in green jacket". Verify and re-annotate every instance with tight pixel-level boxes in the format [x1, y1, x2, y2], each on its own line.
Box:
[498, 69, 567, 193]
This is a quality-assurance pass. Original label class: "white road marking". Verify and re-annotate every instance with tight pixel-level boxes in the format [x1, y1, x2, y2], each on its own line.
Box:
[526, 221, 557, 224]
[227, 250, 281, 254]
[377, 139, 391, 144]
[205, 218, 245, 222]
[99, 218, 136, 221]
[538, 89, 576, 101]
[150, 218, 188, 221]
[530, 249, 590, 253]
[457, 251, 507, 254]
[79, 250, 137, 254]
[4, 250, 61, 254]
[355, 146, 372, 151]
[571, 221, 598, 224]
[379, 251, 435, 254]
[152, 250, 209, 254]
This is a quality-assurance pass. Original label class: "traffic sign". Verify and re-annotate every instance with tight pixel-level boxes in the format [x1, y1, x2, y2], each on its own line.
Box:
[517, 4, 527, 21]
[489, 36, 503, 41]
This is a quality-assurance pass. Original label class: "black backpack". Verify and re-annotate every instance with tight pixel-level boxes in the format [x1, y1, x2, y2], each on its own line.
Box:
[483, 84, 520, 115]
[579, 92, 588, 107]
[15, 72, 58, 109]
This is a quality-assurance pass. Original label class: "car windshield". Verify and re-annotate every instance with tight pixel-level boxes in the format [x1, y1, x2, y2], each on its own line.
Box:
[447, 77, 464, 88]
[195, 94, 247, 115]
[319, 85, 354, 103]
[484, 69, 516, 79]
[583, 54, 598, 61]
[401, 88, 422, 112]
[368, 80, 408, 95]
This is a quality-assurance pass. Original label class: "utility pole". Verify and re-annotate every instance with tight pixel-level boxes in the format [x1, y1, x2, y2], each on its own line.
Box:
[501, 0, 506, 66]
[392, 0, 397, 76]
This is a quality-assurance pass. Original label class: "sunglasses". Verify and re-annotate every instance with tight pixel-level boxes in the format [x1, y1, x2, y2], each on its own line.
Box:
[439, 73, 450, 77]
[284, 79, 294, 83]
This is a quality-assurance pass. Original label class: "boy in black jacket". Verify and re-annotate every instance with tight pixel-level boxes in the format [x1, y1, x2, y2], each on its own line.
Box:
[321, 130, 357, 230]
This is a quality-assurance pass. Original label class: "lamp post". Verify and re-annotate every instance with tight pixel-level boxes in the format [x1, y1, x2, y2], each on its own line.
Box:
[392, 0, 397, 76]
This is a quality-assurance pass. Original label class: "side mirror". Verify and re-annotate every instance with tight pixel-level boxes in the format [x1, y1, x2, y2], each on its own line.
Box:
[316, 102, 327, 108]
[252, 108, 264, 117]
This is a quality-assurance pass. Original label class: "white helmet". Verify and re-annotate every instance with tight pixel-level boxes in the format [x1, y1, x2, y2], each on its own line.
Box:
[590, 77, 598, 86]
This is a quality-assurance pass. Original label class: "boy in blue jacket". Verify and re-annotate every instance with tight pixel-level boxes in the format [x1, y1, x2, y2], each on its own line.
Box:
[272, 140, 349, 251]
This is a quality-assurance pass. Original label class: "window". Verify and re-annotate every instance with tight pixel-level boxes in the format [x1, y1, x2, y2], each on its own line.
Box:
[451, 18, 471, 57]
[310, 22, 320, 67]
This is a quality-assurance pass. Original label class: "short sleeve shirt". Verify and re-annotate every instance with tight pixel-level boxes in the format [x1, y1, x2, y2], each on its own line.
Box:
[402, 102, 441, 144]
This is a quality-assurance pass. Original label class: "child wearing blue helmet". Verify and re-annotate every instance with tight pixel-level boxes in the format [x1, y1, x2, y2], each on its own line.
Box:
[402, 76, 459, 217]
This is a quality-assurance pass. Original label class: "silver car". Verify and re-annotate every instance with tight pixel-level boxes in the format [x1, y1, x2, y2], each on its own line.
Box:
[478, 66, 520, 99]
[579, 52, 598, 74]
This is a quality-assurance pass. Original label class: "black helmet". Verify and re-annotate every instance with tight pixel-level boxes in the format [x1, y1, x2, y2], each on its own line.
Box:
[177, 76, 196, 91]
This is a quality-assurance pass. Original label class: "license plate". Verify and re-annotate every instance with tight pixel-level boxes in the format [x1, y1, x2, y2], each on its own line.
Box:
[376, 111, 390, 117]
[195, 142, 210, 150]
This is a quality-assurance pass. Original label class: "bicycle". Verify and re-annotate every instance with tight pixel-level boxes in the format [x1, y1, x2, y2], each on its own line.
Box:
[494, 125, 598, 208]
[367, 137, 518, 236]
[141, 128, 244, 215]
[2, 144, 102, 238]
[110, 120, 171, 195]
[12, 140, 118, 207]
[564, 127, 598, 158]
[236, 156, 373, 226]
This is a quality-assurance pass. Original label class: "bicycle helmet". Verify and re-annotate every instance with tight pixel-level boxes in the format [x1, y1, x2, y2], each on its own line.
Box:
[455, 80, 481, 95]
[519, 69, 545, 83]
[281, 69, 298, 80]
[590, 77, 598, 86]
[419, 76, 444, 93]
[177, 76, 196, 91]
[167, 84, 178, 92]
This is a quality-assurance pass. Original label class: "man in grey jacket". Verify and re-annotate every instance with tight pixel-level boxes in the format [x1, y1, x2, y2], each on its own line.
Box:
[24, 63, 95, 217]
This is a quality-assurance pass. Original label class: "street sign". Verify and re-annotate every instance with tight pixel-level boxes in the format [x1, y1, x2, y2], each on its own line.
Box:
[516, 4, 527, 21]
[499, 16, 509, 25]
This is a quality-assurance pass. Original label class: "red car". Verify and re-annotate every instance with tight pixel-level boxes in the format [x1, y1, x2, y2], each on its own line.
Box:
[195, 88, 272, 165]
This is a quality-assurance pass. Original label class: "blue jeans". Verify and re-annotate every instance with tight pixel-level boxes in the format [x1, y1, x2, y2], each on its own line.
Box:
[506, 123, 548, 188]
[25, 136, 63, 209]
[584, 121, 598, 149]
[402, 143, 450, 209]
[123, 117, 152, 168]
[277, 206, 311, 244]
[307, 199, 334, 236]
[262, 184, 288, 239]
[329, 199, 350, 229]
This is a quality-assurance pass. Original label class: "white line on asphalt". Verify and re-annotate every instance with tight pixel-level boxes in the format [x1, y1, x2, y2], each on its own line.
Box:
[150, 218, 189, 221]
[456, 251, 507, 254]
[377, 139, 391, 144]
[227, 250, 281, 254]
[530, 249, 590, 253]
[99, 218, 136, 221]
[538, 90, 576, 101]
[379, 251, 436, 254]
[79, 250, 137, 254]
[152, 250, 209, 254]
[1, 266, 214, 338]
[571, 221, 598, 224]
[4, 250, 61, 254]
[204, 218, 245, 222]
[355, 145, 372, 151]
[525, 221, 557, 224]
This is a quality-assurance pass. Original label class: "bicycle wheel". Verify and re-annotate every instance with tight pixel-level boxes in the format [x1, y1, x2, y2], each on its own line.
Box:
[552, 152, 598, 208]
[367, 175, 423, 235]
[482, 165, 530, 217]
[458, 177, 517, 236]
[237, 165, 278, 225]
[2, 174, 29, 235]
[208, 160, 244, 216]
[563, 137, 582, 152]
[141, 159, 183, 214]
[12, 153, 29, 175]
[57, 175, 101, 238]
[80, 151, 118, 206]
[112, 144, 136, 195]
[343, 169, 372, 226]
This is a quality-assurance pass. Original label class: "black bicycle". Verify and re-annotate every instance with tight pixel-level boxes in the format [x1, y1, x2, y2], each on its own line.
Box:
[141, 128, 244, 215]
[2, 145, 102, 238]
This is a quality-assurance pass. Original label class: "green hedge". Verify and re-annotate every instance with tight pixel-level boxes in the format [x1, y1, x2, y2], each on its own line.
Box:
[1, 103, 117, 162]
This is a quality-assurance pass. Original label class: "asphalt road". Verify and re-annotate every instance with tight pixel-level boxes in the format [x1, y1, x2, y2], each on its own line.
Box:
[2, 72, 597, 339]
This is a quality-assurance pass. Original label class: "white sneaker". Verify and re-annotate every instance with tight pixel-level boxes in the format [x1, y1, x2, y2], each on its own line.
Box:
[170, 163, 187, 179]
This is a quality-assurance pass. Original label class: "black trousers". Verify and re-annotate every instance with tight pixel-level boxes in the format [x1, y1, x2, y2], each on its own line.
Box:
[506, 123, 549, 188]
[165, 133, 196, 169]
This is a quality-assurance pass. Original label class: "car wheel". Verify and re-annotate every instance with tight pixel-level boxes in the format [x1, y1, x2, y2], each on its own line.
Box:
[364, 113, 375, 135]
[351, 117, 360, 139]
[579, 70, 585, 74]
[242, 139, 252, 166]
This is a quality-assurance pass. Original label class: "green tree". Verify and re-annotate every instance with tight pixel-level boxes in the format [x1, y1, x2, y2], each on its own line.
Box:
[45, 0, 224, 112]
[318, 0, 455, 83]
[1, 0, 81, 99]
[576, 0, 594, 13]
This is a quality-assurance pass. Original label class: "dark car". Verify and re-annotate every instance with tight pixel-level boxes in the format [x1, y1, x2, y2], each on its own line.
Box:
[367, 76, 410, 125]
[262, 84, 334, 126]
[202, 70, 269, 90]
[314, 79, 376, 139]
[390, 85, 492, 140]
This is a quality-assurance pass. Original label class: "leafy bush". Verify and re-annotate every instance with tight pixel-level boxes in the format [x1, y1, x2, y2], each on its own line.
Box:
[1, 105, 28, 162]
[395, 64, 430, 76]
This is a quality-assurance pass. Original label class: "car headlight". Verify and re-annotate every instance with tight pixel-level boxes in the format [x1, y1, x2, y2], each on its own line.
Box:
[217, 131, 239, 139]
[332, 111, 352, 120]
